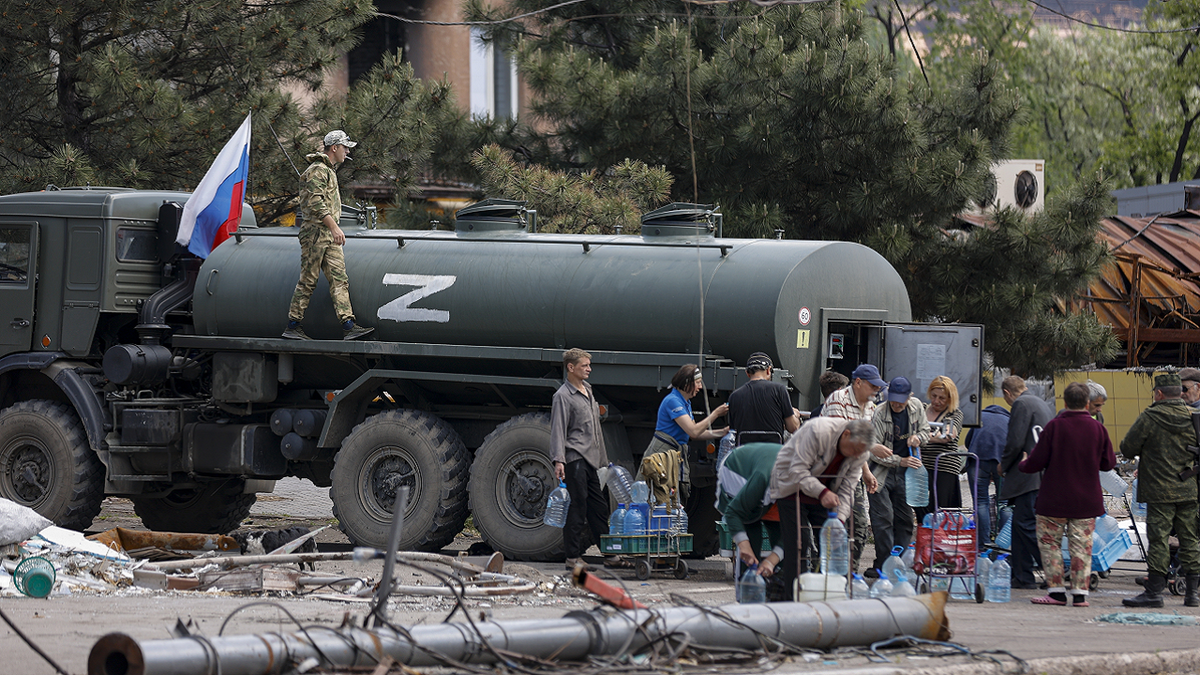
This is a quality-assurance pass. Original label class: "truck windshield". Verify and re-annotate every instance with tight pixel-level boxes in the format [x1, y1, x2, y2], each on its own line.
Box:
[116, 228, 158, 262]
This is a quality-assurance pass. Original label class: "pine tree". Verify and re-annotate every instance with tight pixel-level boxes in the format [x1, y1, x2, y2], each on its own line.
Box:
[0, 1, 456, 222]
[466, 0, 1117, 375]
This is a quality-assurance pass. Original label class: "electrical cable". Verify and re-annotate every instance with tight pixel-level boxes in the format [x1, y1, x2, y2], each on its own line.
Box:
[376, 0, 589, 26]
[217, 600, 338, 669]
[0, 606, 71, 675]
[1023, 0, 1200, 34]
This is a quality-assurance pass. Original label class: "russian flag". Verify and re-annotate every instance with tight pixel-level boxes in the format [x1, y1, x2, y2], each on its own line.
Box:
[176, 113, 252, 258]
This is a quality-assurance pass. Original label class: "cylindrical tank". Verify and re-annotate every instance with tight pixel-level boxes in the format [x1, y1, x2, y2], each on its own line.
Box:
[192, 228, 910, 403]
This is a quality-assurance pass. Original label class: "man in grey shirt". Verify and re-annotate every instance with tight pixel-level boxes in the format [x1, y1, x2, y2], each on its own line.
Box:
[550, 348, 610, 568]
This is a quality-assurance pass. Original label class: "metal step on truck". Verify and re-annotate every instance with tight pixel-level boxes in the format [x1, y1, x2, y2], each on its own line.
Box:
[0, 188, 982, 560]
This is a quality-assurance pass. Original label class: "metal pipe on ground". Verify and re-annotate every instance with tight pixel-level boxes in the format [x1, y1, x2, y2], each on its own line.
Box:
[88, 594, 950, 675]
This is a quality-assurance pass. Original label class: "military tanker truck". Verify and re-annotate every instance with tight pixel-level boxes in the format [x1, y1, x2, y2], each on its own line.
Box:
[0, 187, 982, 559]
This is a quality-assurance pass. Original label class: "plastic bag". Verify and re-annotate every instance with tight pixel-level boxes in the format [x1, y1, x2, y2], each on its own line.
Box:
[0, 498, 52, 546]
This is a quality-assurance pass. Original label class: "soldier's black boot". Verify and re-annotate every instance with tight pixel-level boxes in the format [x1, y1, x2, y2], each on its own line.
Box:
[1123, 573, 1166, 608]
[1185, 574, 1199, 607]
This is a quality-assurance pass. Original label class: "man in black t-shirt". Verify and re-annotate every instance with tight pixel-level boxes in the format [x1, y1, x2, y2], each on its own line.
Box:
[727, 352, 800, 446]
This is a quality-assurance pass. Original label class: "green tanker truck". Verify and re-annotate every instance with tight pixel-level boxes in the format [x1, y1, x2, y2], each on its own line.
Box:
[0, 187, 982, 559]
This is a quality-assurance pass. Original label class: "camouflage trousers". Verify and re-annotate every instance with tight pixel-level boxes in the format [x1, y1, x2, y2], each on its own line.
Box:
[1036, 515, 1094, 594]
[288, 224, 354, 324]
[1146, 501, 1200, 576]
[851, 480, 869, 572]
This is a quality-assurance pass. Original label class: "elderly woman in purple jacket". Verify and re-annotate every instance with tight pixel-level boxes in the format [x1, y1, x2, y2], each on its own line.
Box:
[1018, 381, 1117, 607]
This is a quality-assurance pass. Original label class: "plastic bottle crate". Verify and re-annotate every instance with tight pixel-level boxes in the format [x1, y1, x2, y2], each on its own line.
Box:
[1062, 529, 1132, 572]
[601, 533, 692, 555]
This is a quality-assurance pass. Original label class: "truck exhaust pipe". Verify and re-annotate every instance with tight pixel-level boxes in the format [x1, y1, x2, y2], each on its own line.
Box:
[89, 595, 950, 675]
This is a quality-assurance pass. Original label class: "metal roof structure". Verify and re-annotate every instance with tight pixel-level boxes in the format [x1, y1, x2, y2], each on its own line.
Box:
[1087, 211, 1200, 366]
[954, 210, 1200, 367]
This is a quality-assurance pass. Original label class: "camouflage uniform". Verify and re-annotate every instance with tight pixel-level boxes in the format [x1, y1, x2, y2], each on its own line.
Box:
[288, 153, 355, 324]
[1121, 395, 1200, 577]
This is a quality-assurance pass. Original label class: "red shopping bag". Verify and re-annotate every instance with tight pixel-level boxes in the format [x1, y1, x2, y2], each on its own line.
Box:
[913, 517, 977, 575]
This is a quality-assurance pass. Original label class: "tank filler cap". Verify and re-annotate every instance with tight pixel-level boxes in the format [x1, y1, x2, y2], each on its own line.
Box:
[454, 198, 528, 234]
[640, 202, 718, 238]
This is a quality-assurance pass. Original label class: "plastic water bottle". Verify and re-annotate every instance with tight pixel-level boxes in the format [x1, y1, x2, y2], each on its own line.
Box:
[994, 516, 1013, 550]
[906, 448, 929, 507]
[622, 504, 646, 535]
[630, 480, 650, 503]
[1095, 514, 1121, 544]
[606, 463, 634, 505]
[717, 431, 736, 468]
[851, 573, 871, 599]
[950, 576, 974, 600]
[737, 564, 767, 604]
[882, 546, 908, 582]
[891, 571, 916, 597]
[1131, 479, 1148, 519]
[819, 511, 851, 575]
[987, 554, 1011, 603]
[869, 570, 893, 598]
[609, 504, 627, 535]
[543, 481, 571, 528]
[976, 552, 992, 602]
[902, 542, 916, 570]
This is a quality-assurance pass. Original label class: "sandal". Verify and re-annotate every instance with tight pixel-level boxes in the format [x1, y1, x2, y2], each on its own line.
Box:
[604, 556, 634, 569]
[1031, 595, 1067, 606]
[1073, 597, 1090, 607]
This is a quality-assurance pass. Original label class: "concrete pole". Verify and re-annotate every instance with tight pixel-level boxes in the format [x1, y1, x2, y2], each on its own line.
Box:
[89, 594, 950, 675]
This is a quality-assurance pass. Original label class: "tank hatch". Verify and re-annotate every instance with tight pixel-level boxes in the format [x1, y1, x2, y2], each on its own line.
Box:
[640, 202, 718, 238]
[455, 198, 528, 233]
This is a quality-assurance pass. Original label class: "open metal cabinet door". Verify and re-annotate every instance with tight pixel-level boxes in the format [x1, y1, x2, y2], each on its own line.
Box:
[879, 323, 984, 427]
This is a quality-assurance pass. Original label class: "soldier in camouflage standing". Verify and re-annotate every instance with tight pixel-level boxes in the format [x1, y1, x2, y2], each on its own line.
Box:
[283, 130, 373, 341]
[1121, 373, 1200, 608]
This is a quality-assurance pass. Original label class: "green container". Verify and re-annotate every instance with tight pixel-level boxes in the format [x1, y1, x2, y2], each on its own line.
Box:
[14, 556, 55, 598]
[717, 519, 772, 556]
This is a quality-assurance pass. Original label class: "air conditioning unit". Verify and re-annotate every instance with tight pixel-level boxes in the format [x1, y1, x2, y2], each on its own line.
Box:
[989, 160, 1045, 213]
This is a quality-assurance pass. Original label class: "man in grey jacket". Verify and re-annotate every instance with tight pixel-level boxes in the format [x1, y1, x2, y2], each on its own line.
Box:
[999, 375, 1054, 589]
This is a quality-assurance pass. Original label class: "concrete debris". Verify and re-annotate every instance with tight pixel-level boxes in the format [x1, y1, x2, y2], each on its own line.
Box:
[1, 526, 540, 601]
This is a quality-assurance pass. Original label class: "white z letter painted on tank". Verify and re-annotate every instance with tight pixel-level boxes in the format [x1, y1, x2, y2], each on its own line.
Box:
[378, 274, 457, 323]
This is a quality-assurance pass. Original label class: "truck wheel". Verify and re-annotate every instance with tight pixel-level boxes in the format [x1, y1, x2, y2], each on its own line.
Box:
[330, 410, 470, 551]
[468, 413, 565, 561]
[0, 400, 103, 531]
[132, 479, 255, 534]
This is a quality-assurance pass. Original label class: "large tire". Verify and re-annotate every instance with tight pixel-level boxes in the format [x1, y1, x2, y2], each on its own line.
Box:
[132, 479, 256, 534]
[0, 400, 103, 531]
[330, 410, 470, 551]
[468, 413, 565, 561]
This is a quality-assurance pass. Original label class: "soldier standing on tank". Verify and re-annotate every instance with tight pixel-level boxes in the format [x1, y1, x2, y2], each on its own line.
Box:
[1121, 373, 1200, 608]
[549, 348, 611, 570]
[283, 130, 373, 341]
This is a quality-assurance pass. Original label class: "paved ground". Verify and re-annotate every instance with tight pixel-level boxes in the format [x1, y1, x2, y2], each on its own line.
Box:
[7, 479, 1200, 675]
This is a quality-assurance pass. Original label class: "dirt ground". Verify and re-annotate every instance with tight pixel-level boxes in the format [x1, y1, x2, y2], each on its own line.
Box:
[8, 497, 1200, 675]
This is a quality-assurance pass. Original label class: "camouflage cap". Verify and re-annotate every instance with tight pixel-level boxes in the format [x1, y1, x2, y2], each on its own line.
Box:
[1154, 372, 1182, 389]
[323, 130, 357, 149]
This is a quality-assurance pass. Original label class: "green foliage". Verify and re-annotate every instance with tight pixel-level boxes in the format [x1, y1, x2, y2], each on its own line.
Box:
[467, 0, 1113, 374]
[0, 0, 452, 223]
[470, 144, 672, 233]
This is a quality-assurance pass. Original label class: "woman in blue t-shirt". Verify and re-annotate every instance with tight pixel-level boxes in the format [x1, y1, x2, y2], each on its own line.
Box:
[655, 364, 729, 447]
